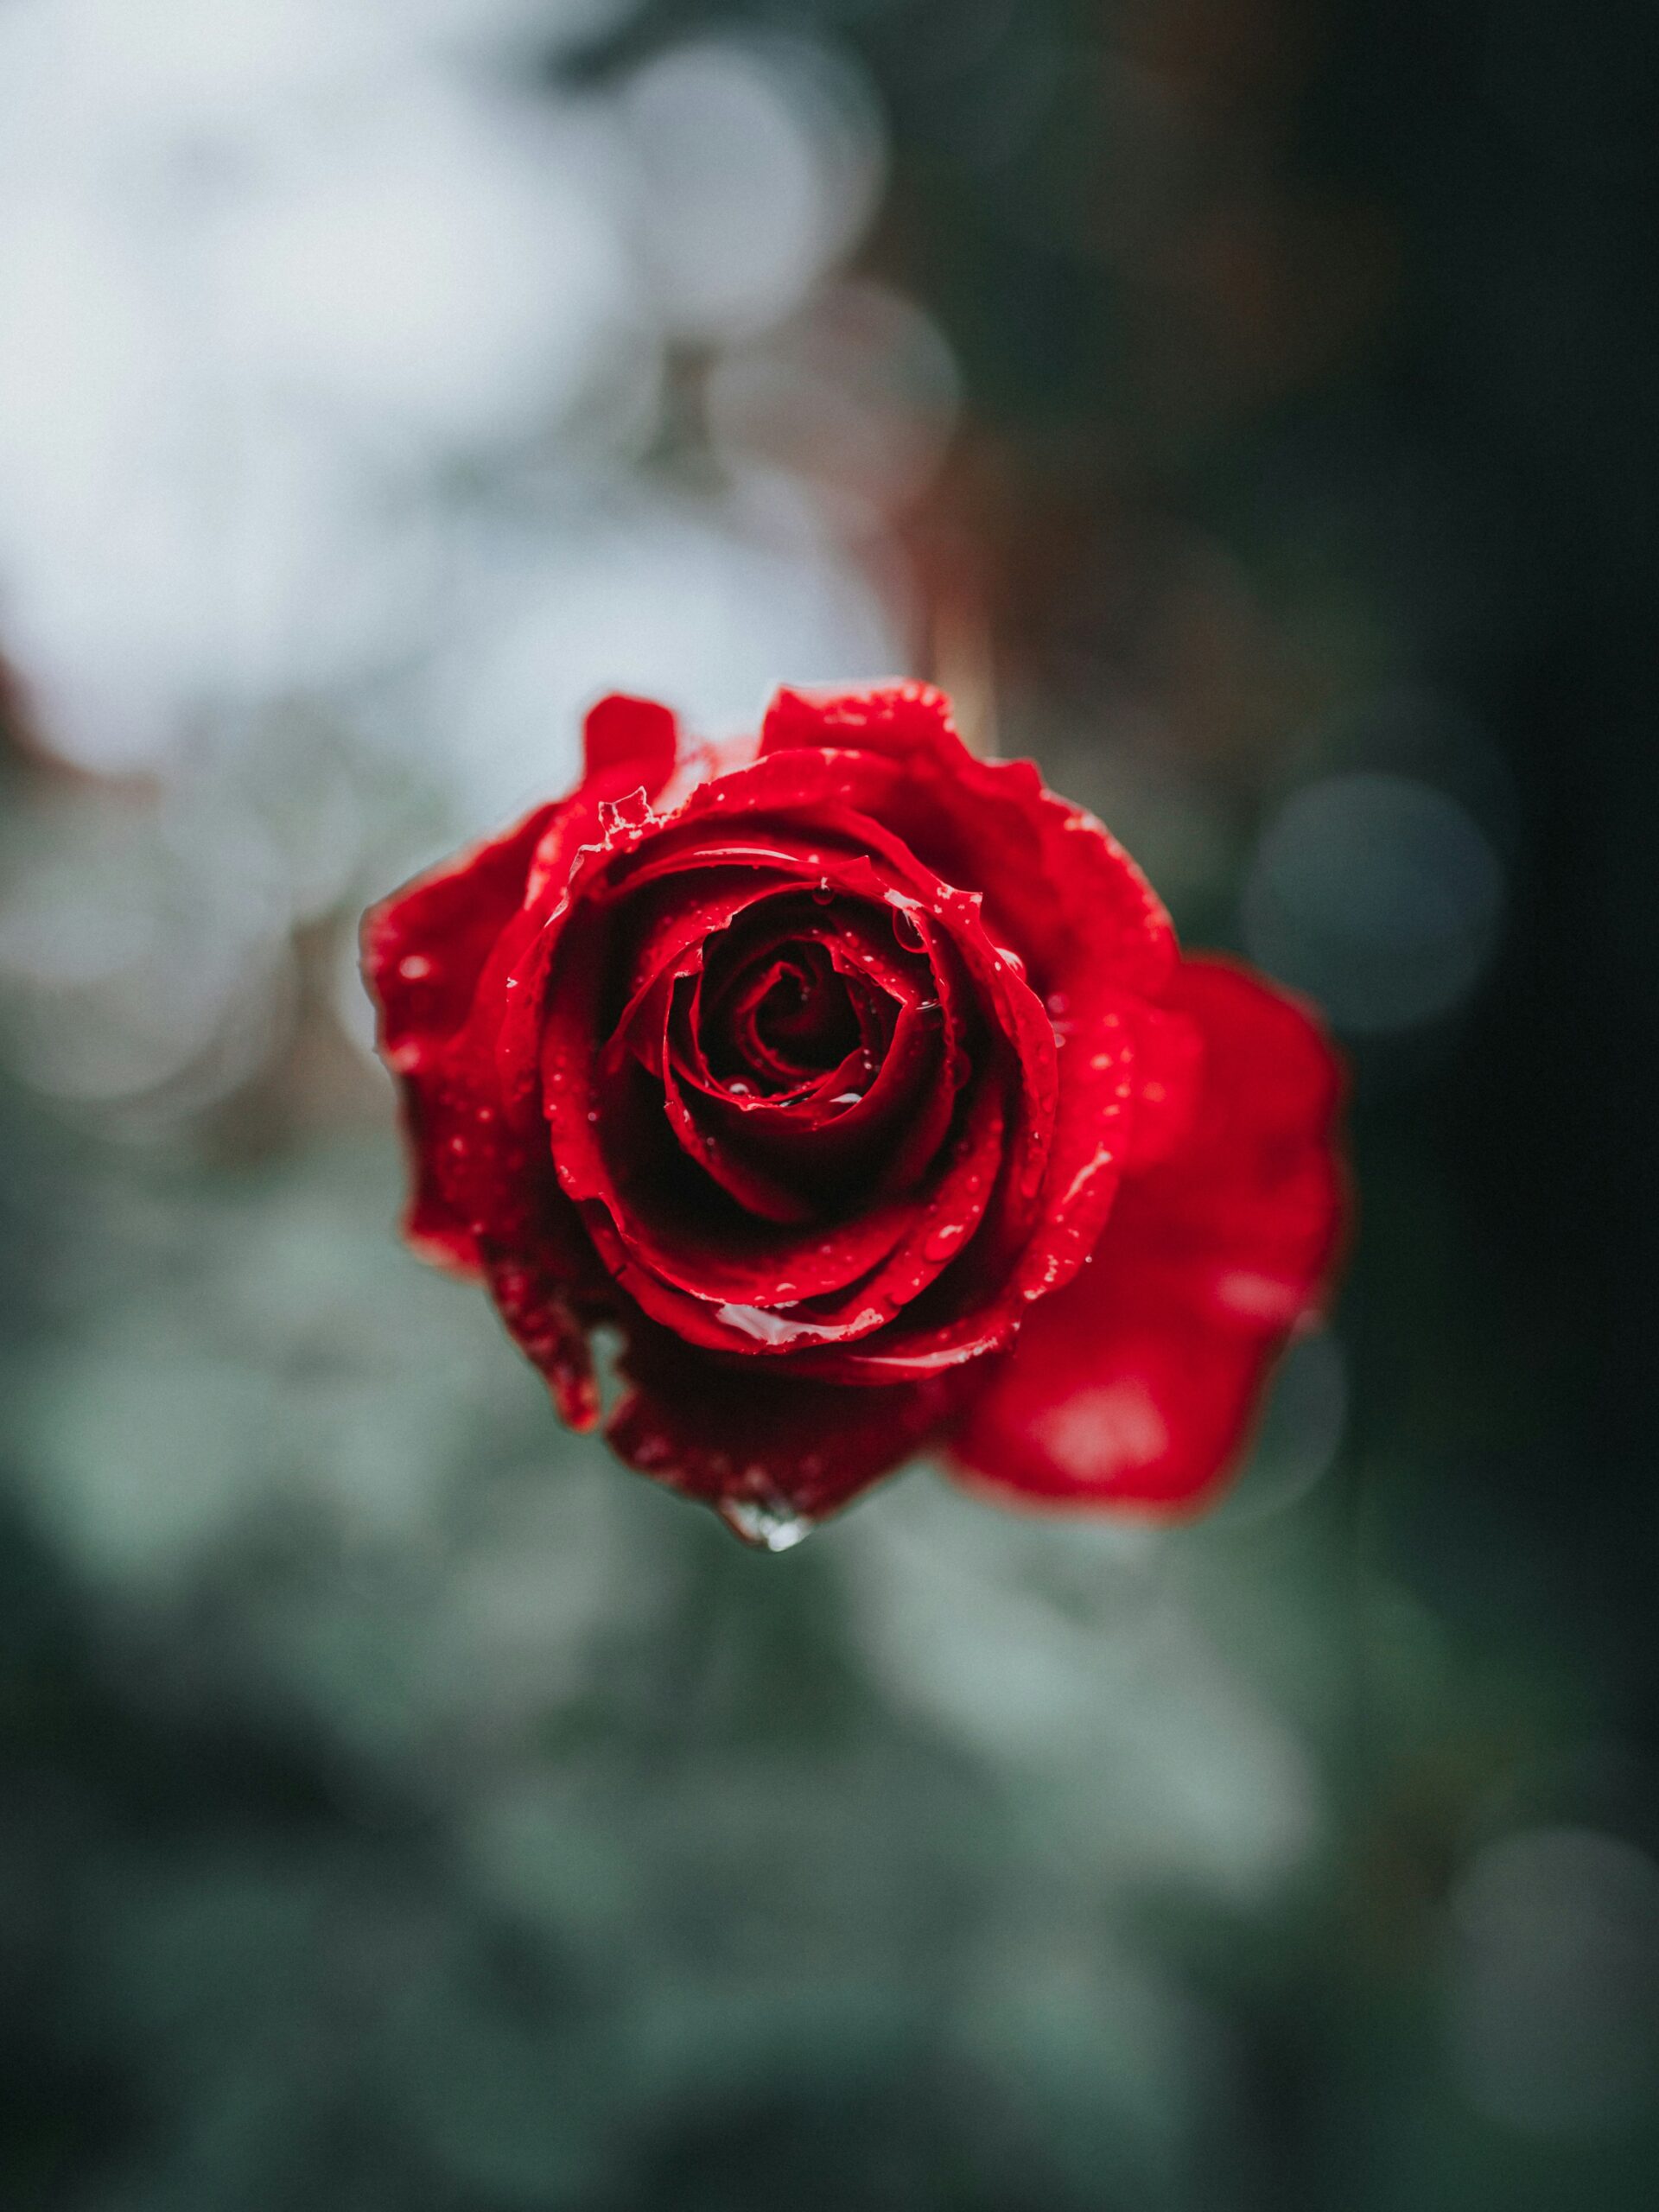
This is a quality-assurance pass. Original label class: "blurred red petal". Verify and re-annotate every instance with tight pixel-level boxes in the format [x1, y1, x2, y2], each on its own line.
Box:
[947, 958, 1345, 1513]
[582, 691, 679, 800]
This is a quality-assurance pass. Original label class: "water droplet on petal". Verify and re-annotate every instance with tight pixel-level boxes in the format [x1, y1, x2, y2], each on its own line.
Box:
[887, 900, 925, 952]
[397, 953, 434, 982]
[718, 1488, 816, 1552]
[715, 1303, 818, 1346]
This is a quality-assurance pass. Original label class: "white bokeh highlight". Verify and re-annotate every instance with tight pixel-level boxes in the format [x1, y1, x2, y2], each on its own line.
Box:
[0, 0, 921, 1125]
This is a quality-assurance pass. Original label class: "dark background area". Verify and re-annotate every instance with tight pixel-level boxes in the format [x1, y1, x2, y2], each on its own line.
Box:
[3, 1, 1657, 2205]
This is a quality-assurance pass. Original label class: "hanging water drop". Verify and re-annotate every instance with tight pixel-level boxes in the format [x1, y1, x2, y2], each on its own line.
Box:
[718, 1489, 817, 1552]
[888, 902, 925, 951]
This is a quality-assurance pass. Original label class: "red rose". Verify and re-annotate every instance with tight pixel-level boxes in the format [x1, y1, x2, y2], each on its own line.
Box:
[363, 684, 1344, 1544]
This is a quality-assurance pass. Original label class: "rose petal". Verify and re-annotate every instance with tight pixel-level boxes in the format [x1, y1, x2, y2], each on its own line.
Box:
[684, 979, 947, 1202]
[582, 691, 679, 800]
[536, 798, 1043, 1351]
[673, 899, 952, 1201]
[1120, 1000, 1205, 1170]
[610, 758, 1077, 1332]
[362, 799, 560, 1270]
[780, 1065, 1007, 1329]
[759, 683, 1176, 1002]
[484, 1243, 599, 1432]
[759, 677, 958, 762]
[608, 1317, 964, 1525]
[543, 894, 928, 1319]
[946, 958, 1345, 1512]
[556, 998, 1005, 1355]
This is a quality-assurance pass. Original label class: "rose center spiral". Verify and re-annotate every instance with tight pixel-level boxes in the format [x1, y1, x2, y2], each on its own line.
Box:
[706, 940, 865, 1094]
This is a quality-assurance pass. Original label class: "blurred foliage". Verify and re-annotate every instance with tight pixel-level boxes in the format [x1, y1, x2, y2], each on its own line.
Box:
[4, 0, 1659, 2208]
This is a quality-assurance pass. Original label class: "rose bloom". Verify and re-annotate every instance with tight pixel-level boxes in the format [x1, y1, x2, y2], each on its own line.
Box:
[363, 685, 1344, 1544]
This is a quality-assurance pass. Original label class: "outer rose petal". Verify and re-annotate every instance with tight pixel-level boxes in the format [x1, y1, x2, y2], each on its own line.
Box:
[608, 1319, 963, 1526]
[365, 804, 560, 1084]
[582, 691, 679, 800]
[760, 683, 1176, 1002]
[362, 799, 560, 1271]
[946, 957, 1344, 1515]
[485, 1244, 600, 1433]
[361, 696, 681, 1277]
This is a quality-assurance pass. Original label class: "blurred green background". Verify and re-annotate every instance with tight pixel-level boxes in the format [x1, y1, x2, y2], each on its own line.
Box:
[3, 1, 1656, 2206]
